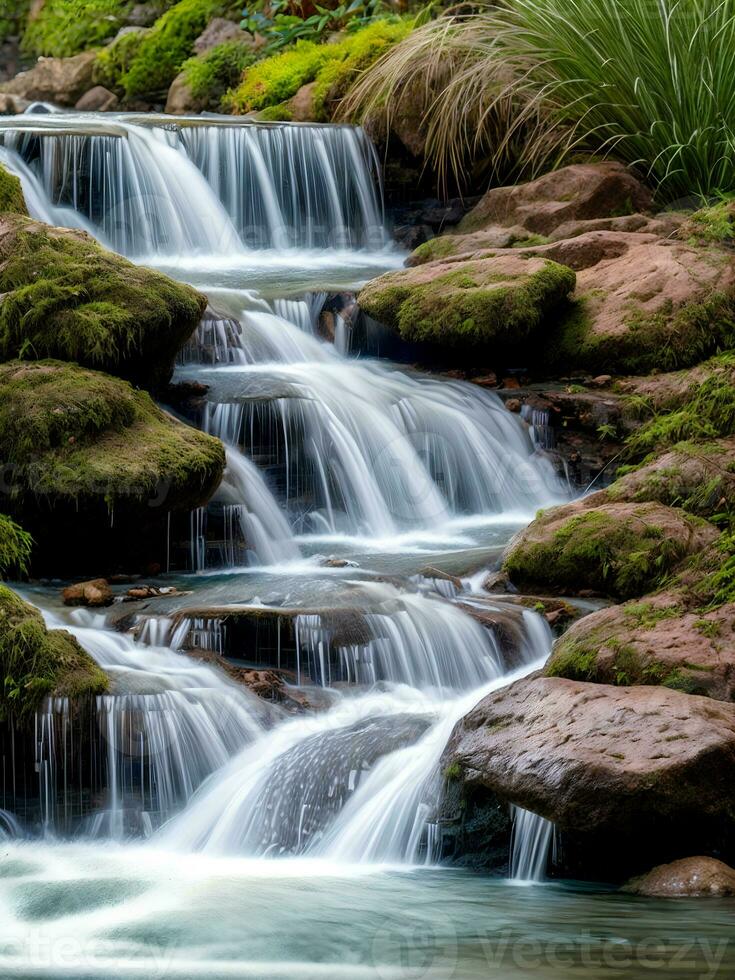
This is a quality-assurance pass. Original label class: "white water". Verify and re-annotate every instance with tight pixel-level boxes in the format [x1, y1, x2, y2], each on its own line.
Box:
[510, 806, 555, 883]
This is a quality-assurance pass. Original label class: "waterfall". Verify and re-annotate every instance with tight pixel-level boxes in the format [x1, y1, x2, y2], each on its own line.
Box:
[0, 114, 388, 257]
[29, 604, 270, 837]
[509, 807, 555, 883]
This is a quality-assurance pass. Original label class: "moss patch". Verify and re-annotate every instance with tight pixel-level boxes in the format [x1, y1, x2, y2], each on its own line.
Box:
[21, 0, 132, 57]
[0, 586, 108, 723]
[0, 164, 28, 216]
[182, 38, 256, 109]
[0, 215, 206, 390]
[224, 38, 338, 113]
[358, 257, 575, 351]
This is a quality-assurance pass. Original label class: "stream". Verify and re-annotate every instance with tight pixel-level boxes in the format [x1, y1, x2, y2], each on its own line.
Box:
[0, 110, 733, 978]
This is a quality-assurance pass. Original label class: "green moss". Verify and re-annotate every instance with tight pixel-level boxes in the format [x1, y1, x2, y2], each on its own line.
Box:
[310, 19, 411, 121]
[0, 360, 225, 510]
[510, 234, 551, 248]
[120, 0, 240, 101]
[0, 586, 108, 723]
[0, 516, 32, 579]
[0, 215, 206, 389]
[21, 0, 132, 57]
[504, 507, 694, 599]
[444, 761, 462, 781]
[0, 164, 28, 216]
[680, 198, 734, 246]
[182, 38, 256, 108]
[94, 27, 149, 92]
[410, 238, 460, 264]
[360, 260, 575, 350]
[257, 103, 294, 121]
[224, 38, 339, 113]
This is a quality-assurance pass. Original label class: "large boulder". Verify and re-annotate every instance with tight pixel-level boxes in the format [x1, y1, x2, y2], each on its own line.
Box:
[0, 585, 108, 723]
[1, 50, 97, 106]
[0, 214, 207, 390]
[546, 596, 735, 700]
[357, 255, 575, 351]
[503, 500, 717, 599]
[0, 360, 225, 575]
[444, 675, 735, 878]
[165, 71, 203, 114]
[623, 857, 735, 898]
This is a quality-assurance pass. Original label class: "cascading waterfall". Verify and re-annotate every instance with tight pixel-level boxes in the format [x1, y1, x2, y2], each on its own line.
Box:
[0, 114, 388, 256]
[509, 806, 555, 883]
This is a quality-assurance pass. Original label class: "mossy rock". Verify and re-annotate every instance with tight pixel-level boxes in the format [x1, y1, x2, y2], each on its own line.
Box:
[0, 214, 206, 390]
[546, 595, 735, 701]
[503, 500, 717, 600]
[0, 360, 225, 574]
[0, 164, 28, 216]
[180, 37, 256, 111]
[357, 255, 575, 352]
[0, 585, 108, 723]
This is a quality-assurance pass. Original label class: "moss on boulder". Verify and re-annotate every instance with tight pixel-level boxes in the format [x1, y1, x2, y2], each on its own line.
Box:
[503, 500, 717, 600]
[0, 214, 206, 390]
[0, 360, 225, 574]
[0, 585, 108, 723]
[358, 255, 575, 351]
[0, 164, 28, 216]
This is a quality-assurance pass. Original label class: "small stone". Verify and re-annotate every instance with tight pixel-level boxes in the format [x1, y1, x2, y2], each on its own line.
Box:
[505, 398, 521, 412]
[623, 857, 735, 898]
[590, 374, 613, 387]
[75, 85, 119, 112]
[62, 578, 113, 607]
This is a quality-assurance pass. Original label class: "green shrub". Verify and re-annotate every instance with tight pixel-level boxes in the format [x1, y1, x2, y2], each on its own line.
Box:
[182, 38, 257, 107]
[0, 517, 32, 579]
[0, 0, 29, 44]
[224, 38, 338, 112]
[21, 0, 132, 57]
[346, 1, 735, 200]
[120, 0, 240, 101]
[94, 27, 149, 92]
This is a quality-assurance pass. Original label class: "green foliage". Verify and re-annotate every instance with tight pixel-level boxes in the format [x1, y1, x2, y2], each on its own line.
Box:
[94, 27, 149, 91]
[0, 516, 32, 579]
[182, 38, 256, 105]
[21, 0, 132, 57]
[696, 531, 735, 610]
[681, 197, 735, 246]
[224, 37, 338, 111]
[120, 0, 239, 101]
[0, 586, 108, 723]
[0, 165, 27, 216]
[346, 0, 735, 200]
[242, 0, 389, 51]
[0, 0, 29, 44]
[0, 215, 206, 389]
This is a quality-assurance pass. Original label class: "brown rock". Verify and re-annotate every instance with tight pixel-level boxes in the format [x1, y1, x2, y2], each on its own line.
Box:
[289, 81, 317, 122]
[547, 596, 735, 701]
[445, 675, 735, 836]
[75, 85, 119, 112]
[194, 17, 251, 55]
[459, 162, 653, 237]
[165, 72, 204, 115]
[62, 578, 113, 608]
[2, 51, 97, 106]
[623, 857, 735, 897]
[590, 374, 612, 387]
[0, 93, 31, 114]
[505, 398, 521, 412]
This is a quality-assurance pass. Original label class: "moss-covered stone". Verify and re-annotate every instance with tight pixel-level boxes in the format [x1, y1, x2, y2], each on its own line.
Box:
[225, 38, 339, 114]
[679, 198, 735, 247]
[0, 585, 108, 723]
[0, 214, 206, 390]
[181, 37, 256, 110]
[358, 255, 575, 351]
[503, 500, 717, 600]
[0, 360, 225, 574]
[0, 164, 28, 216]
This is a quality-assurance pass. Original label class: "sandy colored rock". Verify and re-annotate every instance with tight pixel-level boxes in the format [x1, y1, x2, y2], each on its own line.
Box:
[444, 675, 735, 835]
[75, 85, 118, 112]
[459, 162, 653, 237]
[63, 578, 113, 608]
[165, 71, 203, 115]
[547, 595, 735, 700]
[289, 81, 317, 122]
[623, 856, 735, 897]
[194, 17, 252, 55]
[503, 499, 717, 599]
[0, 93, 31, 115]
[1, 51, 97, 106]
[357, 254, 575, 350]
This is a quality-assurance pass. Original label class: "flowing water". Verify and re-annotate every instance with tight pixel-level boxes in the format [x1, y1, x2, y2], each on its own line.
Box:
[0, 111, 731, 977]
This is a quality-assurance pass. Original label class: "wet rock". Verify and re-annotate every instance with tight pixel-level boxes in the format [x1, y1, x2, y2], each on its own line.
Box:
[622, 857, 735, 897]
[194, 17, 251, 55]
[75, 85, 119, 111]
[0, 93, 31, 114]
[444, 675, 735, 877]
[1, 50, 97, 106]
[459, 162, 653, 238]
[357, 254, 575, 353]
[0, 213, 207, 390]
[503, 499, 717, 600]
[1, 361, 225, 577]
[547, 595, 735, 700]
[62, 578, 113, 607]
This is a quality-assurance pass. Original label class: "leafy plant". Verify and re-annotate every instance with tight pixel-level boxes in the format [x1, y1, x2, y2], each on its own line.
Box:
[241, 0, 388, 51]
[344, 0, 735, 200]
